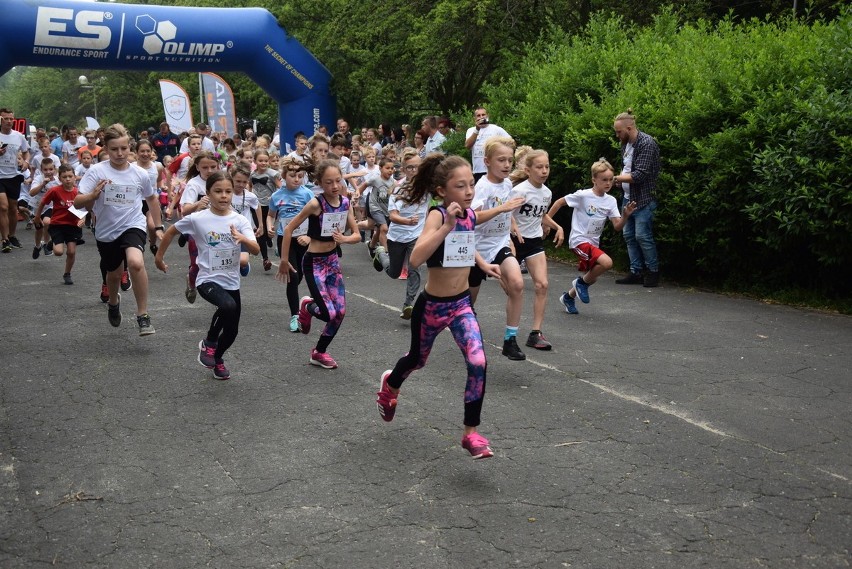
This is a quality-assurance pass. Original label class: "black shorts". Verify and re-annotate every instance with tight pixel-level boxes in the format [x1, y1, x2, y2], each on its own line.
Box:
[39, 208, 53, 220]
[96, 228, 146, 272]
[468, 246, 514, 288]
[141, 199, 149, 215]
[48, 224, 83, 245]
[0, 176, 24, 200]
[17, 198, 30, 209]
[511, 235, 545, 262]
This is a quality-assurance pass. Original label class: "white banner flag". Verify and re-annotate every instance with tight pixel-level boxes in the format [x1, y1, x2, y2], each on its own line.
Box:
[159, 79, 193, 135]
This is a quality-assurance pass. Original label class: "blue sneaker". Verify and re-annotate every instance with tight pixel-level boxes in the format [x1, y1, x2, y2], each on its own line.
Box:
[573, 277, 590, 304]
[240, 262, 250, 277]
[560, 292, 579, 314]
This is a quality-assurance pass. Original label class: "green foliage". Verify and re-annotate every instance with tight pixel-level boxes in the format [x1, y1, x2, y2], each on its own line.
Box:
[482, 8, 852, 299]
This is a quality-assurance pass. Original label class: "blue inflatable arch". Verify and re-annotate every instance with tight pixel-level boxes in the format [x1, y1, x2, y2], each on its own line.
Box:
[1, 0, 335, 139]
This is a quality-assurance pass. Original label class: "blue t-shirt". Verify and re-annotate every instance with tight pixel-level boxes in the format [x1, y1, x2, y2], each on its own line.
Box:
[268, 185, 314, 236]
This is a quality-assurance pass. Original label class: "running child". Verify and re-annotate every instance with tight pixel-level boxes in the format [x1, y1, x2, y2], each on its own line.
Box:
[33, 164, 84, 284]
[469, 136, 529, 360]
[250, 148, 282, 271]
[356, 157, 395, 267]
[508, 148, 564, 350]
[276, 159, 361, 369]
[228, 163, 261, 277]
[267, 156, 314, 332]
[75, 150, 94, 182]
[547, 158, 636, 314]
[75, 123, 164, 336]
[376, 154, 502, 460]
[135, 139, 165, 253]
[180, 151, 222, 303]
[29, 158, 61, 258]
[155, 171, 259, 380]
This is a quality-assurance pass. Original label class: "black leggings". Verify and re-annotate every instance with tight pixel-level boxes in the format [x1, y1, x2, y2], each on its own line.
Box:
[197, 282, 242, 360]
[277, 234, 308, 315]
[259, 205, 271, 260]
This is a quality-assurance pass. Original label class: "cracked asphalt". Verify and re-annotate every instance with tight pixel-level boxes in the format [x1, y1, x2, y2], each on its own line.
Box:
[1, 237, 850, 568]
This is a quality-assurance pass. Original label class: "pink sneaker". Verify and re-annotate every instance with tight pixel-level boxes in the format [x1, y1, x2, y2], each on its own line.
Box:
[310, 349, 337, 369]
[461, 432, 494, 459]
[376, 370, 398, 422]
[298, 296, 313, 334]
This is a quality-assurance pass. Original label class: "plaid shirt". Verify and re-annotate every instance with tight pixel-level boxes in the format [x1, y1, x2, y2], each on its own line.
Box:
[622, 130, 660, 209]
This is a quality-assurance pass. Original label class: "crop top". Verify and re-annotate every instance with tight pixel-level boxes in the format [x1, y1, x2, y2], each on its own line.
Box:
[426, 205, 477, 268]
[307, 194, 350, 241]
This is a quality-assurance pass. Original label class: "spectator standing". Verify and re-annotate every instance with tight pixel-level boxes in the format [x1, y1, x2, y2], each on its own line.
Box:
[465, 107, 510, 183]
[612, 109, 661, 287]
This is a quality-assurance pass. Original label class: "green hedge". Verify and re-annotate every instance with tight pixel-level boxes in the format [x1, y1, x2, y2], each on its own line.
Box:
[483, 9, 851, 298]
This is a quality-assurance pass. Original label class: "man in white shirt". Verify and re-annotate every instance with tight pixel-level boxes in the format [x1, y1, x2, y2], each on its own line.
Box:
[465, 107, 510, 183]
[178, 123, 216, 153]
[422, 116, 446, 153]
[0, 107, 29, 251]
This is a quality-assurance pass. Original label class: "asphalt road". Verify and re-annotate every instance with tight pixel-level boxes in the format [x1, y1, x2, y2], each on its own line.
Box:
[1, 234, 850, 568]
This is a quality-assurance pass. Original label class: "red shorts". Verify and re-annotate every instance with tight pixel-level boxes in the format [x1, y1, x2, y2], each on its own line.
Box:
[573, 242, 605, 273]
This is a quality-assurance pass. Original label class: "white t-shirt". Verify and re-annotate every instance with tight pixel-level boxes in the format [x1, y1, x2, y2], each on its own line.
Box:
[387, 185, 428, 243]
[621, 143, 634, 200]
[178, 136, 216, 154]
[30, 171, 61, 209]
[564, 189, 620, 249]
[180, 175, 207, 206]
[78, 161, 155, 242]
[74, 163, 91, 179]
[30, 152, 61, 173]
[62, 136, 87, 168]
[139, 162, 161, 191]
[509, 179, 552, 239]
[472, 176, 514, 261]
[0, 130, 28, 178]
[465, 124, 510, 174]
[231, 190, 260, 228]
[173, 209, 255, 291]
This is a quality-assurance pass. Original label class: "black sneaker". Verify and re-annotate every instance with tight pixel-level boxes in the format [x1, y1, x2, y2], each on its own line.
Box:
[136, 313, 155, 336]
[120, 270, 132, 291]
[526, 331, 552, 351]
[615, 272, 643, 285]
[108, 295, 122, 327]
[502, 337, 526, 361]
[643, 271, 660, 288]
[63, 273, 74, 285]
[1, 240, 10, 253]
[43, 242, 53, 256]
[32, 245, 41, 259]
[8, 236, 22, 248]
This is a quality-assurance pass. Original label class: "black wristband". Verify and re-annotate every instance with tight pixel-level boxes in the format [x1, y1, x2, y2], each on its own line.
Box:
[154, 225, 164, 231]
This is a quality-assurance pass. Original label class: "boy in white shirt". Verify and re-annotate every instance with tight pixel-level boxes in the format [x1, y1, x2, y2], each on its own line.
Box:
[547, 158, 635, 314]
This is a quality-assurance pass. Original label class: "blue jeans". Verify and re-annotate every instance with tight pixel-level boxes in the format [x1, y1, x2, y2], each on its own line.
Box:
[622, 199, 658, 273]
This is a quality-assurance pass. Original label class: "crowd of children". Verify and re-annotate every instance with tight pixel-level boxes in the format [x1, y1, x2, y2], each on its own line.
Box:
[1, 112, 640, 460]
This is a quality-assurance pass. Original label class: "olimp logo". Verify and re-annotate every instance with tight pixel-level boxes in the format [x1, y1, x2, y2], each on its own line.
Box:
[134, 15, 231, 62]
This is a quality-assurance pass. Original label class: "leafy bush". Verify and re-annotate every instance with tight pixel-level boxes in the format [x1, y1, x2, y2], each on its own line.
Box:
[483, 8, 851, 298]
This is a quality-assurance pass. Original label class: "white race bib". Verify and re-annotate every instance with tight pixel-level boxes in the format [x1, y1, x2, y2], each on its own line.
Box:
[0, 144, 19, 167]
[321, 211, 347, 236]
[103, 184, 137, 207]
[484, 212, 511, 236]
[209, 246, 240, 272]
[443, 230, 475, 267]
[289, 217, 308, 237]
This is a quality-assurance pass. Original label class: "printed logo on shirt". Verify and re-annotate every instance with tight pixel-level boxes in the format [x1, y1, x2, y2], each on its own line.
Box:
[206, 230, 236, 247]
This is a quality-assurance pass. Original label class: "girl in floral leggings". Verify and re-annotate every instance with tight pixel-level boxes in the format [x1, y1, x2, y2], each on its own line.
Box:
[277, 160, 361, 369]
[376, 154, 505, 459]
